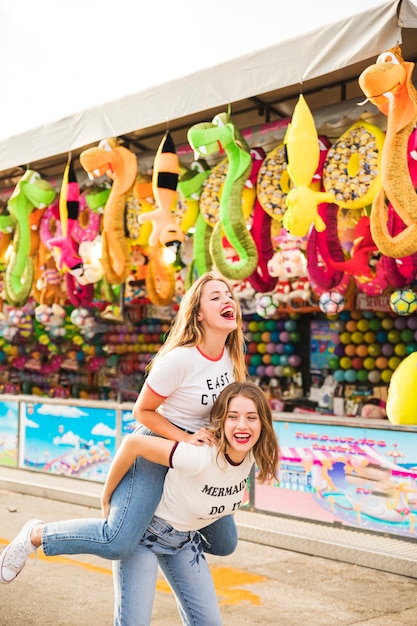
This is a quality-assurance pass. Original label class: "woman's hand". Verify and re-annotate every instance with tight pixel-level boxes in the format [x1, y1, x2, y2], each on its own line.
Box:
[186, 427, 217, 447]
[101, 494, 111, 519]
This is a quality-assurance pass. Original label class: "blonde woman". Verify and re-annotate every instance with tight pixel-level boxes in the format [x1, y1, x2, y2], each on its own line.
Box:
[1, 274, 248, 619]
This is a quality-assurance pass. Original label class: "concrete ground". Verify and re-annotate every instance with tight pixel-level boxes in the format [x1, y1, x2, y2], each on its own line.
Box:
[1, 484, 417, 625]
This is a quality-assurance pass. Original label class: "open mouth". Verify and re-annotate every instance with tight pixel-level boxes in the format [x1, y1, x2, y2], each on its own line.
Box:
[234, 433, 251, 445]
[221, 307, 235, 319]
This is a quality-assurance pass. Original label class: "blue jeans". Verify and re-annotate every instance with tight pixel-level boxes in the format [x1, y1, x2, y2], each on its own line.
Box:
[42, 427, 238, 560]
[113, 516, 222, 626]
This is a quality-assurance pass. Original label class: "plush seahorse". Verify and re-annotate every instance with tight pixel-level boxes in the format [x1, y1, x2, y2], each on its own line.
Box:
[283, 95, 334, 237]
[359, 46, 417, 257]
[80, 138, 137, 284]
[5, 170, 56, 307]
[187, 111, 258, 281]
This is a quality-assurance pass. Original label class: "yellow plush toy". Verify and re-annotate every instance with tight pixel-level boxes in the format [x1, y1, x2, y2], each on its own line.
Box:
[386, 351, 417, 425]
[283, 95, 334, 237]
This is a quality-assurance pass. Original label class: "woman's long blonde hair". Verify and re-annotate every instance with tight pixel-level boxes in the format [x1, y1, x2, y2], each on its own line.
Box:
[210, 381, 279, 483]
[147, 272, 247, 382]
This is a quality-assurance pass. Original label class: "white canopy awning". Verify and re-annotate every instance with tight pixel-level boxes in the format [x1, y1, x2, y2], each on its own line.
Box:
[0, 0, 411, 171]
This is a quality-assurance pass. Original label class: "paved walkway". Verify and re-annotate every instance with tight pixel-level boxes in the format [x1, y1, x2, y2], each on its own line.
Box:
[1, 468, 417, 625]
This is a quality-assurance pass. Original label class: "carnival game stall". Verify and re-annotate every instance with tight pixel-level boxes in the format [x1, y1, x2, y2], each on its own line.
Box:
[2, 2, 417, 543]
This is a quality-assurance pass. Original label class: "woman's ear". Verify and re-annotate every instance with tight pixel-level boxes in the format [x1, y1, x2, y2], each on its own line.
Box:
[197, 312, 203, 321]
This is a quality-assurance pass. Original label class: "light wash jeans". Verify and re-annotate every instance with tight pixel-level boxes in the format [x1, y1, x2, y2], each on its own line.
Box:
[113, 516, 222, 626]
[41, 427, 238, 561]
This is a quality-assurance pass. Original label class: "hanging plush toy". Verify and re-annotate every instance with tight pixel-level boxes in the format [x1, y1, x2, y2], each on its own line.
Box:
[49, 157, 84, 276]
[139, 132, 184, 306]
[0, 204, 14, 274]
[5, 170, 56, 307]
[188, 111, 258, 281]
[267, 229, 310, 304]
[247, 147, 277, 293]
[177, 159, 212, 286]
[49, 158, 96, 307]
[80, 138, 137, 284]
[283, 95, 334, 237]
[306, 203, 352, 298]
[325, 215, 389, 296]
[359, 45, 417, 257]
[139, 131, 185, 248]
[386, 351, 417, 425]
[380, 127, 417, 287]
[126, 174, 154, 245]
[322, 119, 384, 210]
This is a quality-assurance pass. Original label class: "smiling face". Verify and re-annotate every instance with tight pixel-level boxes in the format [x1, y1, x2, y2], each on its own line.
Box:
[224, 394, 262, 463]
[197, 279, 237, 334]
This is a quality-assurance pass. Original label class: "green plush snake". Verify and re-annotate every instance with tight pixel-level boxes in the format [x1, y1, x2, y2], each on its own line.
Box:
[187, 112, 258, 281]
[5, 170, 56, 306]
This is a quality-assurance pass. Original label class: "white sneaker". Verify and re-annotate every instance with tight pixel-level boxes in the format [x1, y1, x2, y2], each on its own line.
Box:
[0, 519, 43, 583]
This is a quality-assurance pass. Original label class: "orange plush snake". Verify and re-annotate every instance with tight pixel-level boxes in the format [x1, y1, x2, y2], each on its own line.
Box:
[359, 46, 417, 257]
[80, 138, 137, 284]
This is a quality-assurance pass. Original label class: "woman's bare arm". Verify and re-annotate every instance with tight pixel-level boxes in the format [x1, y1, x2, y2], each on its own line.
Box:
[101, 434, 175, 517]
[133, 384, 216, 446]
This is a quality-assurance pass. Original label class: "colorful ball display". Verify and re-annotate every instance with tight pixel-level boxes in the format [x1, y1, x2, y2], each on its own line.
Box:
[389, 289, 417, 316]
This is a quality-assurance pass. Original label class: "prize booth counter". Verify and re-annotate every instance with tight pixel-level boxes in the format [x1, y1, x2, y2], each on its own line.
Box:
[1, 392, 416, 544]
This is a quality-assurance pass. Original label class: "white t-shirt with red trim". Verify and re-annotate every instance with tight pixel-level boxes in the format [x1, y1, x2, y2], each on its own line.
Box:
[154, 442, 254, 531]
[145, 345, 234, 432]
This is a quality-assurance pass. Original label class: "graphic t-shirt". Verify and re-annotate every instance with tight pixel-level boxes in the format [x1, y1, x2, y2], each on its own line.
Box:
[145, 345, 234, 432]
[154, 442, 254, 531]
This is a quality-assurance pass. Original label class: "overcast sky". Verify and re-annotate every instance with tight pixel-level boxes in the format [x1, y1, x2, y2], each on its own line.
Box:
[0, 0, 397, 139]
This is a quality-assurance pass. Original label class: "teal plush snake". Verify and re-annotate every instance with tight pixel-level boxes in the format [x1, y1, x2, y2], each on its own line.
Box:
[5, 170, 56, 306]
[187, 112, 258, 281]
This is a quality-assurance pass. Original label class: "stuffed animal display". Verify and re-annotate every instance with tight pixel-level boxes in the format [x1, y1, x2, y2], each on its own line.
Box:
[4, 51, 417, 402]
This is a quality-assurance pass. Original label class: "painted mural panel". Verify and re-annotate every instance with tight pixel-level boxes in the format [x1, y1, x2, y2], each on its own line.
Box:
[121, 409, 136, 437]
[20, 401, 117, 482]
[0, 400, 19, 467]
[255, 421, 417, 539]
